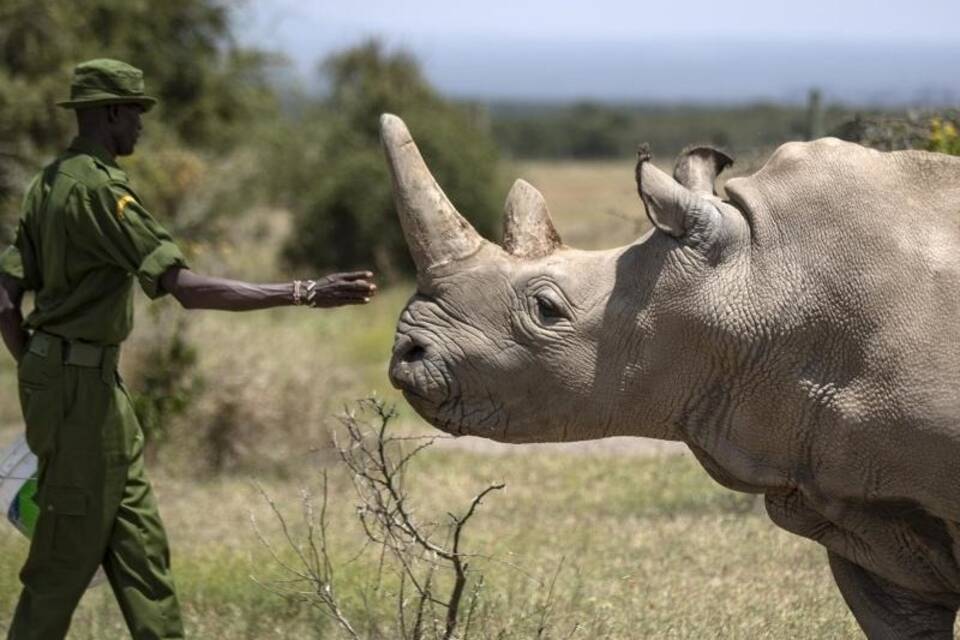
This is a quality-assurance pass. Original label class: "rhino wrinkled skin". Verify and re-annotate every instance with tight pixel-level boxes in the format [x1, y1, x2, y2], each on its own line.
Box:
[380, 113, 960, 639]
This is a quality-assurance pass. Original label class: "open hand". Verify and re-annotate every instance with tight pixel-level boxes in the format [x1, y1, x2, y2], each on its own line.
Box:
[300, 271, 377, 308]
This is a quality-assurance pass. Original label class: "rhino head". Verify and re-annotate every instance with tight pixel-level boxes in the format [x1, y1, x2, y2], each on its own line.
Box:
[383, 114, 747, 443]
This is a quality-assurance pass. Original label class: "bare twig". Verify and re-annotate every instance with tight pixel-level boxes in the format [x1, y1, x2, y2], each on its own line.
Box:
[340, 399, 508, 637]
[462, 574, 485, 640]
[251, 476, 359, 639]
[536, 557, 566, 637]
[254, 398, 509, 639]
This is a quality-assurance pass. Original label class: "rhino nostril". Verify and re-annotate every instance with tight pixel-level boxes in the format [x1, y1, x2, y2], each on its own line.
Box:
[394, 334, 430, 365]
[402, 344, 426, 363]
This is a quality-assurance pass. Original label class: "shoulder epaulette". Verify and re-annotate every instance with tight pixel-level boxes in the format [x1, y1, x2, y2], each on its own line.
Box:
[91, 157, 127, 184]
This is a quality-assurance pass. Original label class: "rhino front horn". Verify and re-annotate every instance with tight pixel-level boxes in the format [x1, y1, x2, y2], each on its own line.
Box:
[502, 179, 562, 258]
[380, 114, 485, 272]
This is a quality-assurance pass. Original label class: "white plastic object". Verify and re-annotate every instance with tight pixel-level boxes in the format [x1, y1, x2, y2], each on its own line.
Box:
[1, 434, 106, 588]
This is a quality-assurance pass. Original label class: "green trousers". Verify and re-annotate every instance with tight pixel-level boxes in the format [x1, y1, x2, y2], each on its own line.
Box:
[7, 335, 184, 639]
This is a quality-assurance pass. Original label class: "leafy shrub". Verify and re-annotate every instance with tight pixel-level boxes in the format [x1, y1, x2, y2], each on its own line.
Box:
[281, 41, 504, 280]
[122, 305, 356, 476]
[126, 302, 204, 451]
[124, 127, 269, 240]
[181, 320, 349, 475]
[928, 116, 960, 156]
[830, 110, 960, 157]
[830, 113, 930, 151]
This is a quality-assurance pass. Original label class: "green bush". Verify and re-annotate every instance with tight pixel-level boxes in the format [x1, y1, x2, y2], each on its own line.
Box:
[830, 110, 960, 156]
[281, 41, 504, 280]
[127, 303, 203, 451]
[831, 113, 930, 151]
[928, 116, 960, 156]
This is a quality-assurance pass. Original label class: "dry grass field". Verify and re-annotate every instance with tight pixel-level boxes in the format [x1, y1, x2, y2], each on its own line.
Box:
[513, 160, 650, 249]
[0, 159, 868, 638]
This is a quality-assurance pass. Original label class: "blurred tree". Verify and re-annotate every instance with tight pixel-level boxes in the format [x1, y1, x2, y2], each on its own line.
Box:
[281, 41, 503, 280]
[566, 102, 631, 158]
[0, 0, 278, 240]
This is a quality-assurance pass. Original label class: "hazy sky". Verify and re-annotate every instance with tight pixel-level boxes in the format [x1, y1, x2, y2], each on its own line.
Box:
[236, 1, 960, 104]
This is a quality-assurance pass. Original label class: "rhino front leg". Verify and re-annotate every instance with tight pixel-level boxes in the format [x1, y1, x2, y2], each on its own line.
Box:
[828, 552, 957, 640]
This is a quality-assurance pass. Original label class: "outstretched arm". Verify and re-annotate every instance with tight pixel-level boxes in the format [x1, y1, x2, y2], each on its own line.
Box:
[0, 274, 27, 362]
[159, 267, 377, 312]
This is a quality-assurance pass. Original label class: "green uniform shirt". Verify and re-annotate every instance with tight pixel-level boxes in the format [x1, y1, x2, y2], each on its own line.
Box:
[0, 137, 187, 345]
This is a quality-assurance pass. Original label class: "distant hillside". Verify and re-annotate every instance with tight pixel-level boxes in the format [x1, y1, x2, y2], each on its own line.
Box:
[483, 101, 875, 159]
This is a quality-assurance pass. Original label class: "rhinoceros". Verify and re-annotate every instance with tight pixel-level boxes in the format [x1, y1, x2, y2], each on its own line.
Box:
[380, 113, 960, 639]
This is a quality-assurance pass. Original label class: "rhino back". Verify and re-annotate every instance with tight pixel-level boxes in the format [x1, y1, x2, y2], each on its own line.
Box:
[725, 138, 960, 267]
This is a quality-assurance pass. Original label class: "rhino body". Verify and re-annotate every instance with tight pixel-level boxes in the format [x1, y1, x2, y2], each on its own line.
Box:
[381, 113, 960, 638]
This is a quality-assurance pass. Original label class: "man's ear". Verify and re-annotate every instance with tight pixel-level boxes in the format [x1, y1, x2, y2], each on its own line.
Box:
[635, 145, 722, 246]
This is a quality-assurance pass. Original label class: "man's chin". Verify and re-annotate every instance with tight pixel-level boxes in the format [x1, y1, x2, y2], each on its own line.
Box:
[117, 139, 139, 157]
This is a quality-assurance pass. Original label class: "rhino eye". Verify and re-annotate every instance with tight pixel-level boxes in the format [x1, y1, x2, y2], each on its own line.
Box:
[534, 291, 569, 323]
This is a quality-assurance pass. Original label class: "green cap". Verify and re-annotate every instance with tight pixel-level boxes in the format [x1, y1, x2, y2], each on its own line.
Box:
[57, 58, 158, 112]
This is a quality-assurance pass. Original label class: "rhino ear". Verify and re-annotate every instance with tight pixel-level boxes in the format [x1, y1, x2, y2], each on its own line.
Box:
[673, 145, 733, 196]
[635, 145, 722, 244]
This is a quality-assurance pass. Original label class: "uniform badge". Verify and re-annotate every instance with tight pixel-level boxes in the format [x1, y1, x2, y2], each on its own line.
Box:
[116, 194, 135, 221]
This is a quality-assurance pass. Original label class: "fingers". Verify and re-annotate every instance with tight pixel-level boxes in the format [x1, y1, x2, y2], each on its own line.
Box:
[337, 280, 377, 293]
[329, 288, 372, 301]
[311, 284, 374, 308]
[313, 295, 372, 308]
[330, 271, 377, 290]
[336, 270, 375, 281]
[329, 273, 377, 298]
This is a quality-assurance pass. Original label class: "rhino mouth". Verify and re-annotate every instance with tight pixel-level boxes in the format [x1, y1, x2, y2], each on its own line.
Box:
[389, 332, 457, 420]
[389, 333, 506, 437]
[402, 390, 508, 439]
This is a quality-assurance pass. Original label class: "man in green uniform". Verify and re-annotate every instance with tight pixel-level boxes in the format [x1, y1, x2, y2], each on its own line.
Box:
[0, 59, 377, 639]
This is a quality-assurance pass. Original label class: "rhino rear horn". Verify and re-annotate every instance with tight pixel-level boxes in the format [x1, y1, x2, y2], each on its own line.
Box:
[673, 145, 734, 196]
[635, 144, 721, 241]
[502, 179, 562, 258]
[380, 113, 486, 272]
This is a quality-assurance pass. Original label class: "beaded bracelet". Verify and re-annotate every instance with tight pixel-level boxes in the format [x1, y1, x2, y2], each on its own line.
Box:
[303, 280, 318, 306]
[292, 279, 303, 305]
